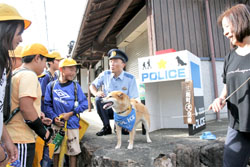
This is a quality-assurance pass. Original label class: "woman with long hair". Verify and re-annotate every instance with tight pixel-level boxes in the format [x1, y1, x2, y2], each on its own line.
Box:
[0, 3, 31, 166]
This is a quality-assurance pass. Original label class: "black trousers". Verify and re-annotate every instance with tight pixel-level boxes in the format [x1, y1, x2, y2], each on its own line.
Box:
[95, 97, 114, 127]
[223, 126, 250, 167]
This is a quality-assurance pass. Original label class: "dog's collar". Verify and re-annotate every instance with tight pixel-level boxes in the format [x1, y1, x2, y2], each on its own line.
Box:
[117, 105, 132, 114]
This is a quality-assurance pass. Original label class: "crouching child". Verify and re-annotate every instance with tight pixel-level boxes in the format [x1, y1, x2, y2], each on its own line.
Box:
[44, 58, 88, 167]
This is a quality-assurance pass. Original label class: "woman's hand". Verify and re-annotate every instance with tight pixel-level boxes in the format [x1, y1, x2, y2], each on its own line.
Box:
[4, 141, 18, 163]
[0, 145, 8, 167]
[208, 97, 226, 112]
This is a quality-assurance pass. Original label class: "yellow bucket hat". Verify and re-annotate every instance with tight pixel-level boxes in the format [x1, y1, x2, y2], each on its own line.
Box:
[59, 58, 80, 68]
[0, 3, 31, 29]
[9, 46, 23, 58]
[21, 43, 55, 58]
[51, 51, 63, 60]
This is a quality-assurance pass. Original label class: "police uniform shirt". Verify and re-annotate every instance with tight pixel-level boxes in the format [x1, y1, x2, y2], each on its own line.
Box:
[92, 70, 139, 99]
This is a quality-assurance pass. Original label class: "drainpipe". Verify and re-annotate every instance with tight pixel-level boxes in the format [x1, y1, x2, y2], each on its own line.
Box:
[205, 0, 220, 120]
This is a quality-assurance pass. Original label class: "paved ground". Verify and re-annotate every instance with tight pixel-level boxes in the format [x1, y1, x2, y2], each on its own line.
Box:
[80, 109, 228, 140]
[77, 109, 229, 166]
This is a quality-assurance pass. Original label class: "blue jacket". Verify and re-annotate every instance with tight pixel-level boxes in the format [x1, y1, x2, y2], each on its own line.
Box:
[44, 80, 88, 129]
[39, 71, 58, 112]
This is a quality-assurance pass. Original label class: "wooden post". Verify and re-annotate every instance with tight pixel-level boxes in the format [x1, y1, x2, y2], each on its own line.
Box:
[87, 63, 92, 112]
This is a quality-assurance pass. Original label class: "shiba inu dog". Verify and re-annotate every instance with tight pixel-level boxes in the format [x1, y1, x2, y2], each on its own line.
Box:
[102, 91, 152, 149]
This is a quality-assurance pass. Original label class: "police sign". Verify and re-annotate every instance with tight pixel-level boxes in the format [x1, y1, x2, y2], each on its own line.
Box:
[138, 51, 188, 83]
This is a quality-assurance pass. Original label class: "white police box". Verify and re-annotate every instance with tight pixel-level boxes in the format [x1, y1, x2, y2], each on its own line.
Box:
[138, 50, 206, 134]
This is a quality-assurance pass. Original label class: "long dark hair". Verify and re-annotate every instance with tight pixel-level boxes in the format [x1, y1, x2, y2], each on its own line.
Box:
[0, 20, 24, 77]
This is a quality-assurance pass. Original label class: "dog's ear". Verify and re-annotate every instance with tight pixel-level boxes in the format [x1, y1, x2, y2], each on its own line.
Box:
[118, 92, 123, 98]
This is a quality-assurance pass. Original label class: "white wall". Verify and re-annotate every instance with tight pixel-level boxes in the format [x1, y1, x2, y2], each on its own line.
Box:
[80, 68, 94, 94]
[145, 80, 188, 131]
[124, 30, 149, 92]
[201, 60, 227, 121]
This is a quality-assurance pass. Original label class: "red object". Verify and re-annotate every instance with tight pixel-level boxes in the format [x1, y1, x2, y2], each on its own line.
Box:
[156, 49, 176, 55]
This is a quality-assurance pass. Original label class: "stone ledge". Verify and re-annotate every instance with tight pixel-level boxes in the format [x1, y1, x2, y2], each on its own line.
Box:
[77, 118, 229, 167]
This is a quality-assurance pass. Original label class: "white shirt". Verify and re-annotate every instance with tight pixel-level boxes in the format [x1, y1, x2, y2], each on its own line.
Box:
[0, 69, 7, 137]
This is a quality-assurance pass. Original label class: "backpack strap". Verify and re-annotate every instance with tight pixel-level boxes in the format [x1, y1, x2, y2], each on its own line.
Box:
[72, 81, 80, 117]
[5, 107, 20, 124]
[4, 68, 35, 124]
[73, 81, 78, 106]
[50, 80, 57, 105]
[12, 68, 33, 77]
[47, 71, 54, 82]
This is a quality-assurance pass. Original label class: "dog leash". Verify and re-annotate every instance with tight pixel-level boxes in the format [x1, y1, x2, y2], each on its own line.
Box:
[169, 76, 250, 119]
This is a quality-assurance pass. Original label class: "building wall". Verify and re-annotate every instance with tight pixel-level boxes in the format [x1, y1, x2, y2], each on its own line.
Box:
[201, 61, 227, 121]
[150, 0, 250, 59]
[125, 30, 149, 79]
[149, 0, 250, 121]
[80, 68, 94, 94]
[119, 12, 227, 122]
[152, 0, 208, 58]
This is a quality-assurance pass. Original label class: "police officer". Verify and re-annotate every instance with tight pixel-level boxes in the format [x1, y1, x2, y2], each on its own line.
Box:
[90, 49, 139, 136]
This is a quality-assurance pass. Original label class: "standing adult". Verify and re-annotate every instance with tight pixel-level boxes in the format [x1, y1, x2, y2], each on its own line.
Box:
[90, 49, 139, 136]
[209, 4, 250, 167]
[0, 3, 31, 166]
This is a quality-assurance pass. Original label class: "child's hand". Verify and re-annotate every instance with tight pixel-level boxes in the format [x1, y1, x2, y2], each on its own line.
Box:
[41, 112, 52, 126]
[60, 112, 73, 121]
[54, 117, 64, 127]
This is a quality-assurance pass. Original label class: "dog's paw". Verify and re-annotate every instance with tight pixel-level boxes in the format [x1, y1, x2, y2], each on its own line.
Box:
[127, 144, 133, 149]
[147, 139, 152, 143]
[115, 145, 121, 149]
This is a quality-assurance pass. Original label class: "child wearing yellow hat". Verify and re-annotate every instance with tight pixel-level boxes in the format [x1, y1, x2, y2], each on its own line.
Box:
[39, 51, 63, 113]
[6, 43, 55, 167]
[0, 3, 31, 166]
[44, 58, 88, 167]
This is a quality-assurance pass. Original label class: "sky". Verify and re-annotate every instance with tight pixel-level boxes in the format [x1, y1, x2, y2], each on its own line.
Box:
[2, 0, 87, 57]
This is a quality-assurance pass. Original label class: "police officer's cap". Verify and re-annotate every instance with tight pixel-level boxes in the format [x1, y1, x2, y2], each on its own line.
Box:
[108, 49, 128, 63]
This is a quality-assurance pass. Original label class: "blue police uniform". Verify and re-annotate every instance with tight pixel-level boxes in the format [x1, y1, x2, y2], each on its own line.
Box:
[91, 49, 139, 136]
[39, 71, 58, 112]
[92, 70, 139, 132]
[92, 70, 138, 99]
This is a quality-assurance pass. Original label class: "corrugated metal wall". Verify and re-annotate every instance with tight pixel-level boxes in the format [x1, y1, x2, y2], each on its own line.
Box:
[152, 0, 250, 59]
[125, 30, 149, 78]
